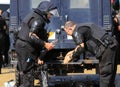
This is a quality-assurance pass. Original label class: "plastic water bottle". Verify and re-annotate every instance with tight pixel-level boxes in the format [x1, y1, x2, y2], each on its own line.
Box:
[50, 39, 58, 45]
[4, 82, 10, 87]
[4, 80, 15, 87]
[39, 39, 58, 59]
[7, 82, 10, 87]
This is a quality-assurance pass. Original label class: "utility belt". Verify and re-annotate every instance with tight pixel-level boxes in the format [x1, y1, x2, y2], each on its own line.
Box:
[100, 34, 117, 48]
[95, 34, 118, 58]
[17, 37, 30, 43]
[17, 37, 34, 48]
[17, 37, 43, 53]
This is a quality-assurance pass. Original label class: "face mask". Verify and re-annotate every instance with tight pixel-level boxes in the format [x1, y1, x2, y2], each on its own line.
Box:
[49, 9, 59, 17]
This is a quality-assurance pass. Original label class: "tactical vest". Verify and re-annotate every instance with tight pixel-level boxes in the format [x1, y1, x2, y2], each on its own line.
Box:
[76, 23, 115, 58]
[17, 11, 48, 42]
[78, 23, 106, 41]
[17, 12, 35, 42]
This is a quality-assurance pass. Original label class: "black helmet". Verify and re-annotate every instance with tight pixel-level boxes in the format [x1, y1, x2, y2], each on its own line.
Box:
[37, 1, 59, 17]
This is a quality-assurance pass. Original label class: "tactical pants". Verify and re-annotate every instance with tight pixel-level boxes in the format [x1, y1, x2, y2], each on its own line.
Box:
[40, 64, 48, 87]
[99, 46, 118, 87]
[15, 39, 37, 87]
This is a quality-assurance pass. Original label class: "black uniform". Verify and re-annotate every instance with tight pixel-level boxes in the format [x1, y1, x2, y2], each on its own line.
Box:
[15, 1, 58, 86]
[0, 16, 7, 73]
[71, 23, 118, 87]
[112, 13, 120, 63]
[15, 11, 49, 87]
[1, 10, 10, 65]
[112, 17, 120, 42]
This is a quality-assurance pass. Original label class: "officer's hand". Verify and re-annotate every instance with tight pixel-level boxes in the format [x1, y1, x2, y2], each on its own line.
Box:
[3, 25, 6, 30]
[63, 50, 74, 64]
[38, 58, 44, 65]
[74, 45, 80, 52]
[118, 25, 120, 31]
[44, 42, 54, 51]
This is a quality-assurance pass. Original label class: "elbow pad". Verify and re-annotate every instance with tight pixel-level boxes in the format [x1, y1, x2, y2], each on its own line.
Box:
[30, 19, 43, 33]
[29, 34, 45, 47]
[72, 31, 83, 45]
[28, 18, 45, 46]
[72, 45, 85, 61]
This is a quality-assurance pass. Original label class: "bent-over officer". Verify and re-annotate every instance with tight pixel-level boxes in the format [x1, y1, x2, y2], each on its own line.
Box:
[63, 21, 118, 87]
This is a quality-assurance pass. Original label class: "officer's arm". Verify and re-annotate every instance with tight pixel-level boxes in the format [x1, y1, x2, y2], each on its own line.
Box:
[114, 15, 120, 31]
[72, 31, 85, 58]
[29, 20, 45, 47]
[2, 19, 7, 30]
[64, 32, 85, 64]
[72, 43, 85, 60]
[63, 43, 85, 64]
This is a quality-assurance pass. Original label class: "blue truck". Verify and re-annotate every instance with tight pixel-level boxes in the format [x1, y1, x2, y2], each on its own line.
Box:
[0, 1, 9, 11]
[9, 0, 116, 87]
[9, 0, 112, 49]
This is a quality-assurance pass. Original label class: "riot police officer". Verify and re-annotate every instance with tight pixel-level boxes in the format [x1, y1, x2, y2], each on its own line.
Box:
[112, 11, 120, 63]
[63, 21, 118, 87]
[1, 9, 10, 66]
[112, 0, 120, 63]
[0, 9, 7, 74]
[15, 1, 59, 87]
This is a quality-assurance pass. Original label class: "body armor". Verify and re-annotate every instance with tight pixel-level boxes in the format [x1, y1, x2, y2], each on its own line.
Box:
[17, 10, 49, 51]
[72, 23, 117, 59]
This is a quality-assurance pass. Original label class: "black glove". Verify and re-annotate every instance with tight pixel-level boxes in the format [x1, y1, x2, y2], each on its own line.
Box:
[39, 47, 48, 60]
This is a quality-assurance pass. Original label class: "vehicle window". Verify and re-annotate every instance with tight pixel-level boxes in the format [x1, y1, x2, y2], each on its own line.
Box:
[30, 0, 50, 8]
[70, 0, 89, 8]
